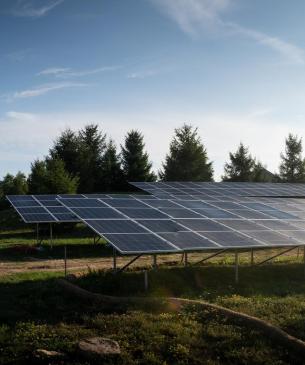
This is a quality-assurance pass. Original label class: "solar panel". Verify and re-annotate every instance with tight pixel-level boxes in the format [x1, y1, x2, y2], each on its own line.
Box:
[159, 232, 220, 250]
[202, 231, 264, 247]
[103, 233, 179, 254]
[137, 219, 187, 233]
[86, 219, 148, 234]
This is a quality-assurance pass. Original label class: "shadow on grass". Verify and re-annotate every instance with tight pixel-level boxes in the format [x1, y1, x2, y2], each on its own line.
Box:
[0, 243, 113, 262]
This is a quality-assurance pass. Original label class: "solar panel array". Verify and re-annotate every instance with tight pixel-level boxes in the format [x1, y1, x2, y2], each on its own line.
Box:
[58, 196, 305, 254]
[6, 194, 156, 223]
[131, 182, 305, 199]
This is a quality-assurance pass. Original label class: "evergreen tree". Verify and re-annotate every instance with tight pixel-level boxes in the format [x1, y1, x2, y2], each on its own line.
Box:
[252, 161, 275, 182]
[160, 124, 213, 181]
[99, 139, 125, 191]
[222, 143, 255, 182]
[45, 158, 78, 194]
[28, 160, 49, 194]
[0, 172, 28, 196]
[121, 130, 156, 182]
[279, 134, 305, 182]
[49, 128, 80, 177]
[78, 124, 107, 192]
[28, 158, 78, 194]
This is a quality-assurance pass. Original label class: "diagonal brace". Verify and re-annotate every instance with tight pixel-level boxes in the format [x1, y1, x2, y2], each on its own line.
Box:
[116, 254, 142, 274]
[192, 249, 227, 266]
[255, 246, 299, 266]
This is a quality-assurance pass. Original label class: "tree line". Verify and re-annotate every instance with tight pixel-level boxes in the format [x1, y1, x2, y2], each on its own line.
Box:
[0, 123, 304, 202]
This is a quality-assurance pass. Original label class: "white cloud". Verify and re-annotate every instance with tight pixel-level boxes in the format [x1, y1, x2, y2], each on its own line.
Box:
[127, 69, 160, 79]
[37, 66, 121, 78]
[11, 0, 64, 18]
[6, 82, 86, 101]
[151, 0, 305, 64]
[0, 108, 301, 179]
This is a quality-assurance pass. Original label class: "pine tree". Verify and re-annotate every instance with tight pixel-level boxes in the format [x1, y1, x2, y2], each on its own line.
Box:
[160, 124, 213, 181]
[28, 158, 78, 194]
[28, 160, 49, 194]
[99, 139, 125, 191]
[45, 159, 79, 194]
[49, 128, 80, 177]
[121, 130, 156, 182]
[78, 124, 107, 192]
[222, 143, 255, 181]
[279, 134, 305, 182]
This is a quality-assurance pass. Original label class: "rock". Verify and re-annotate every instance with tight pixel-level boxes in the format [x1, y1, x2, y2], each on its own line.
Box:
[34, 348, 65, 360]
[78, 337, 120, 361]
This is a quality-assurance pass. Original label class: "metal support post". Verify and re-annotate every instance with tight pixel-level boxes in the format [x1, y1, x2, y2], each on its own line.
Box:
[303, 246, 305, 279]
[144, 270, 148, 291]
[152, 254, 157, 269]
[235, 251, 239, 284]
[184, 252, 188, 266]
[251, 249, 254, 266]
[64, 245, 67, 277]
[50, 223, 53, 249]
[113, 248, 117, 272]
[36, 223, 39, 245]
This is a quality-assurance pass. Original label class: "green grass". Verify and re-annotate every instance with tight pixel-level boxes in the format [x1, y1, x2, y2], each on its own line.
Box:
[1, 263, 305, 364]
[2, 209, 305, 363]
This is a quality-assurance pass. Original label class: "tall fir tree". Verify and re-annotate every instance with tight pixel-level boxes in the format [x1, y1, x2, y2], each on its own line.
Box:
[222, 143, 255, 182]
[279, 134, 305, 182]
[121, 130, 156, 182]
[28, 158, 78, 194]
[160, 124, 213, 181]
[49, 128, 80, 178]
[77, 124, 107, 192]
[99, 139, 125, 191]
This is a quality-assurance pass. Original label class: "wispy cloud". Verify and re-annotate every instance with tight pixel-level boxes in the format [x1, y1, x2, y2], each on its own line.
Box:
[11, 0, 64, 18]
[150, 0, 305, 64]
[37, 66, 121, 78]
[127, 69, 161, 79]
[5, 49, 31, 62]
[4, 82, 86, 102]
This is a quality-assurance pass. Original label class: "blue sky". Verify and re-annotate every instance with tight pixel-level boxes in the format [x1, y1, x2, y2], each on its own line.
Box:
[1, 0, 305, 180]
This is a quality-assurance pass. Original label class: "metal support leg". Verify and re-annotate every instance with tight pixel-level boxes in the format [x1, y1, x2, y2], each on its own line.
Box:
[50, 223, 53, 250]
[144, 270, 148, 291]
[235, 251, 239, 284]
[251, 249, 254, 266]
[36, 223, 39, 245]
[152, 254, 157, 269]
[303, 246, 305, 279]
[184, 252, 188, 266]
[113, 248, 117, 272]
[297, 247, 300, 259]
[64, 245, 67, 277]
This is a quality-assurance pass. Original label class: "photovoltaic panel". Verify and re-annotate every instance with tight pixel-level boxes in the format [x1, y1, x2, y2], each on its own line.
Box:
[136, 219, 187, 233]
[193, 208, 239, 219]
[159, 232, 219, 250]
[117, 208, 169, 219]
[103, 233, 178, 254]
[85, 219, 148, 234]
[22, 213, 56, 223]
[102, 199, 148, 208]
[71, 207, 124, 219]
[202, 231, 264, 247]
[245, 231, 300, 246]
[59, 198, 107, 208]
[159, 208, 202, 219]
[177, 219, 231, 232]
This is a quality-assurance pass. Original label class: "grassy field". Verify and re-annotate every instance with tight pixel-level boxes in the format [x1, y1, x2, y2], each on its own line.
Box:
[2, 209, 305, 364]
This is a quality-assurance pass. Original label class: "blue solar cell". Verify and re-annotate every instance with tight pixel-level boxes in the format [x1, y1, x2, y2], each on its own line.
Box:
[137, 219, 187, 233]
[85, 220, 148, 234]
[102, 199, 147, 208]
[217, 219, 266, 231]
[117, 208, 169, 219]
[59, 199, 107, 208]
[159, 208, 201, 219]
[159, 232, 218, 250]
[193, 209, 238, 219]
[103, 233, 178, 253]
[22, 213, 56, 223]
[18, 207, 46, 214]
[47, 206, 70, 214]
[229, 209, 273, 219]
[142, 200, 180, 208]
[177, 201, 214, 209]
[177, 219, 230, 232]
[12, 200, 40, 207]
[265, 210, 299, 219]
[53, 213, 79, 222]
[246, 231, 299, 245]
[202, 231, 263, 247]
[72, 208, 124, 219]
